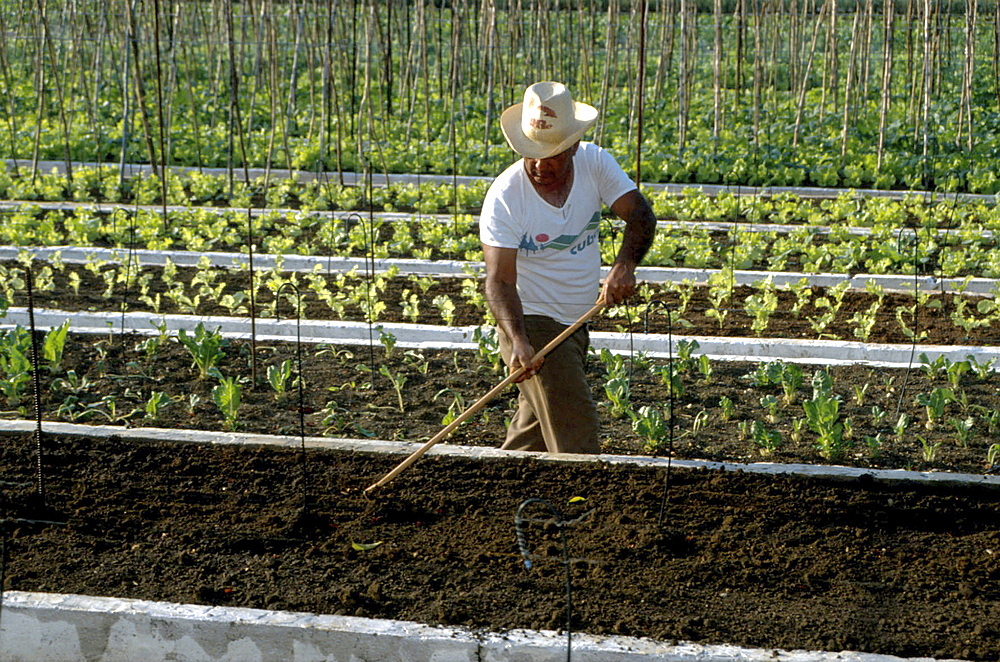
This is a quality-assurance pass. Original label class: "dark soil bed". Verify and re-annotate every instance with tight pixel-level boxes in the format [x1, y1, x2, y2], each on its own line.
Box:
[10, 259, 1000, 345]
[2, 432, 998, 660]
[4, 332, 1000, 476]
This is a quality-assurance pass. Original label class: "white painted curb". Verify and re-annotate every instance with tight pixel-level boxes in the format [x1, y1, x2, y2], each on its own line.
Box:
[0, 592, 963, 662]
[2, 420, 997, 489]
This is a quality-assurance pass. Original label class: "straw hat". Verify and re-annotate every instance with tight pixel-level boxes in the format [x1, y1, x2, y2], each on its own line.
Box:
[500, 82, 598, 159]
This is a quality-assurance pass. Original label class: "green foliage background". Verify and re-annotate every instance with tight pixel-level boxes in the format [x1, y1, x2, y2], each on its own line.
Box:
[2, 0, 999, 192]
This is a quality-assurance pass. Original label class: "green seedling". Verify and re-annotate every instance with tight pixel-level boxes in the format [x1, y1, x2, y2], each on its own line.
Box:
[949, 417, 976, 447]
[915, 387, 955, 430]
[432, 294, 456, 325]
[803, 369, 846, 460]
[630, 405, 670, 453]
[144, 391, 172, 420]
[893, 413, 910, 442]
[42, 320, 70, 373]
[780, 363, 803, 405]
[604, 376, 631, 419]
[211, 374, 242, 431]
[377, 326, 398, 358]
[434, 388, 466, 426]
[176, 322, 227, 379]
[719, 395, 735, 421]
[987, 443, 1000, 469]
[918, 435, 941, 463]
[751, 421, 782, 456]
[472, 326, 503, 373]
[379, 365, 408, 412]
[696, 354, 713, 383]
[267, 360, 295, 398]
[760, 394, 779, 424]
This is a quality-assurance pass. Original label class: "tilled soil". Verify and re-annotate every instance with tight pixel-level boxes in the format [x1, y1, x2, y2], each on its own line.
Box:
[11, 333, 1000, 476]
[2, 432, 999, 661]
[9, 259, 1000, 345]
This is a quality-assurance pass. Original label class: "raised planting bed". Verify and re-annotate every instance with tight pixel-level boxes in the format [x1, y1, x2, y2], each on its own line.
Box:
[1, 333, 999, 475]
[2, 430, 998, 660]
[3, 257, 1000, 345]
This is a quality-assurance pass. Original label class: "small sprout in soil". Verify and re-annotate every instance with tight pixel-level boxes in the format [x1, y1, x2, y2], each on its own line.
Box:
[986, 443, 1000, 469]
[351, 541, 383, 552]
[267, 359, 294, 399]
[719, 396, 735, 421]
[918, 435, 942, 463]
[379, 365, 408, 412]
[211, 373, 242, 431]
[377, 326, 397, 358]
[751, 421, 782, 456]
[434, 388, 466, 425]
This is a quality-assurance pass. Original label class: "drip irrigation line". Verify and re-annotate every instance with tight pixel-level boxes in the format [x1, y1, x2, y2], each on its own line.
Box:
[275, 281, 309, 514]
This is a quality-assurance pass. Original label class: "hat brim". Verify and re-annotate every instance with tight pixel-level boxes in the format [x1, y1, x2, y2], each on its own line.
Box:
[500, 102, 598, 159]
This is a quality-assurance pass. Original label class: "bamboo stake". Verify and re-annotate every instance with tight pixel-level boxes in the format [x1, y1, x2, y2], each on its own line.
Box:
[34, 0, 74, 184]
[792, 0, 827, 149]
[839, 6, 861, 160]
[876, 0, 894, 172]
[365, 301, 606, 494]
[712, 0, 722, 143]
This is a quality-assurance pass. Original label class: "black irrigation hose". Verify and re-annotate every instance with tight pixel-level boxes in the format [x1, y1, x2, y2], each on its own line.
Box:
[275, 282, 309, 513]
[514, 497, 575, 662]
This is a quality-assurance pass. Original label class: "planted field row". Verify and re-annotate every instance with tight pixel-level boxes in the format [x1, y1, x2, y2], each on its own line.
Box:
[6, 190, 1000, 277]
[2, 322, 1000, 476]
[3, 257, 999, 347]
[8, 168, 1000, 231]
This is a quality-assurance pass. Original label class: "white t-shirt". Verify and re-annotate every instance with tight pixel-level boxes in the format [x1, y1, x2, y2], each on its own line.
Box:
[479, 141, 636, 325]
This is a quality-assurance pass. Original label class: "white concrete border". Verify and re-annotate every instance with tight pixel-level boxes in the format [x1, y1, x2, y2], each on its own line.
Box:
[2, 419, 998, 489]
[0, 591, 964, 662]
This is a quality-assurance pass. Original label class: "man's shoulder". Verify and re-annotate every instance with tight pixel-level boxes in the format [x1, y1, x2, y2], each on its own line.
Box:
[492, 159, 526, 184]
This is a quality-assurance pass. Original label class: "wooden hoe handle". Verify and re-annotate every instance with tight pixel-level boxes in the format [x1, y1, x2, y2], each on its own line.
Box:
[364, 301, 606, 494]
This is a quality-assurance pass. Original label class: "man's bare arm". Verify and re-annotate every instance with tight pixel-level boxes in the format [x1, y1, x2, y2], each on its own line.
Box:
[602, 189, 657, 305]
[482, 243, 543, 381]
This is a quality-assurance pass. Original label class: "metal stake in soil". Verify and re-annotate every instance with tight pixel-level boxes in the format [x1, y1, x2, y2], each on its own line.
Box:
[515, 497, 590, 662]
[275, 282, 309, 513]
[24, 263, 45, 504]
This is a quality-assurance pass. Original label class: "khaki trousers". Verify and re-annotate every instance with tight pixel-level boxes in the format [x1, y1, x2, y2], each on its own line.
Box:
[497, 315, 600, 454]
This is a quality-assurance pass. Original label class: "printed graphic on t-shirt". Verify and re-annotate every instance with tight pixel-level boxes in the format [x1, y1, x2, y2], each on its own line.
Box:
[516, 212, 602, 255]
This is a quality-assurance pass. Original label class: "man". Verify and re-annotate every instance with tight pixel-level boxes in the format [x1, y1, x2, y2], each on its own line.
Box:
[480, 81, 657, 454]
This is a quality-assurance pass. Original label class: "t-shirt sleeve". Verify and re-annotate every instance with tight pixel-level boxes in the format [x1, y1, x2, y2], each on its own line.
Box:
[479, 181, 521, 249]
[595, 146, 638, 208]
